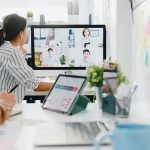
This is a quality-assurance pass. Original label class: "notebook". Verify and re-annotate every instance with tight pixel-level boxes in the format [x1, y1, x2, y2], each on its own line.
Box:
[34, 121, 109, 146]
[10, 104, 23, 116]
[42, 74, 87, 114]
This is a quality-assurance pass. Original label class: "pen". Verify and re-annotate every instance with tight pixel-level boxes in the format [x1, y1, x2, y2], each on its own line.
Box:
[8, 84, 19, 93]
[127, 82, 138, 99]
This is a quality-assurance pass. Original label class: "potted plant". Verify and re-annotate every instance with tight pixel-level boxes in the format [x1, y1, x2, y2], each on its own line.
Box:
[27, 11, 33, 18]
[86, 63, 128, 108]
[59, 55, 66, 65]
[86, 65, 104, 108]
[117, 67, 129, 86]
[103, 61, 128, 88]
[86, 65, 104, 87]
[27, 11, 33, 25]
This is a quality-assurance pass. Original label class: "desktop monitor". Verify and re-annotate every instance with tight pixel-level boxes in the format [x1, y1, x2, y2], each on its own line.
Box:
[31, 25, 106, 75]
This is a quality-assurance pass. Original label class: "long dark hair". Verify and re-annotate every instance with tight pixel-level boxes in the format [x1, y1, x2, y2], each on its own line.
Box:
[0, 14, 27, 46]
[46, 29, 55, 46]
[82, 28, 90, 37]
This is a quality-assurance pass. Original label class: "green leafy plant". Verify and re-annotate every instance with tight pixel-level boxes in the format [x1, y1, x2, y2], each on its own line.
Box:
[27, 11, 33, 17]
[103, 59, 128, 86]
[86, 65, 103, 88]
[59, 55, 66, 65]
[117, 67, 129, 86]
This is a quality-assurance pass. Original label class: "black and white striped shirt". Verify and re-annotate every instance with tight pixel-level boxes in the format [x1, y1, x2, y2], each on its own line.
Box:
[0, 41, 39, 103]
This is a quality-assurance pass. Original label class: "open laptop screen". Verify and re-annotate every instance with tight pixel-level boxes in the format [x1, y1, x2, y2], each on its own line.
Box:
[104, 77, 117, 94]
[42, 74, 87, 113]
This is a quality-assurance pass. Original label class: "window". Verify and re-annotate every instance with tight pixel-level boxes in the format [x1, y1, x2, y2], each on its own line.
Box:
[0, 0, 68, 23]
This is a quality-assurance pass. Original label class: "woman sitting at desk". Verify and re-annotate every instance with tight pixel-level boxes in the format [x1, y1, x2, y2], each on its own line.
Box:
[0, 92, 16, 124]
[0, 14, 52, 103]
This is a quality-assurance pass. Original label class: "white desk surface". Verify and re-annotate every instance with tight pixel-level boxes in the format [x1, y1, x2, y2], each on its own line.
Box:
[1, 101, 150, 150]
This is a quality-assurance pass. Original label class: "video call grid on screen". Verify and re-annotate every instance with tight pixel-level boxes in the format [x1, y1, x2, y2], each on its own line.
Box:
[31, 25, 106, 70]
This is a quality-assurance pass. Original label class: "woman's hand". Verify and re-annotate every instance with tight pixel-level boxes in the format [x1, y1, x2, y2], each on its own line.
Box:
[0, 92, 16, 124]
[34, 82, 53, 91]
[0, 92, 16, 108]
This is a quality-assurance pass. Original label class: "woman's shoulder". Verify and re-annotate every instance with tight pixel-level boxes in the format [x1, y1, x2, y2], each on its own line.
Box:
[0, 41, 15, 56]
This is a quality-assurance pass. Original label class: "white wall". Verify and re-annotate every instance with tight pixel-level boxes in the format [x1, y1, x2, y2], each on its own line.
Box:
[114, 0, 150, 103]
[78, 0, 89, 24]
[131, 0, 150, 102]
[107, 0, 117, 60]
[102, 0, 131, 77]
[78, 0, 104, 25]
[116, 0, 132, 79]
[0, 0, 68, 22]
[93, 0, 104, 24]
[67, 0, 89, 24]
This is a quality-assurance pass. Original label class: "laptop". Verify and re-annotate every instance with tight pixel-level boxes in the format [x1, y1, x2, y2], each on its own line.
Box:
[104, 77, 117, 95]
[34, 74, 110, 146]
[42, 74, 87, 114]
[34, 121, 109, 146]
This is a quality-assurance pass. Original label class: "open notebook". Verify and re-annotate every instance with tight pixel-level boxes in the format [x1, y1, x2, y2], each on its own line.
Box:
[10, 104, 23, 116]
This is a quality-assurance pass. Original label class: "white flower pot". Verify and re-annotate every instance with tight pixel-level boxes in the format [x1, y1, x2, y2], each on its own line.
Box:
[95, 86, 103, 109]
[27, 17, 33, 25]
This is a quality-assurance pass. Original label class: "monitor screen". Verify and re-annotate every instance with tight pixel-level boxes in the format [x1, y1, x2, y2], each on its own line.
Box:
[31, 25, 106, 70]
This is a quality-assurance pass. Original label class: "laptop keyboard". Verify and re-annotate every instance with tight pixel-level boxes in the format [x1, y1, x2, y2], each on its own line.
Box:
[65, 121, 105, 142]
[34, 121, 110, 146]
